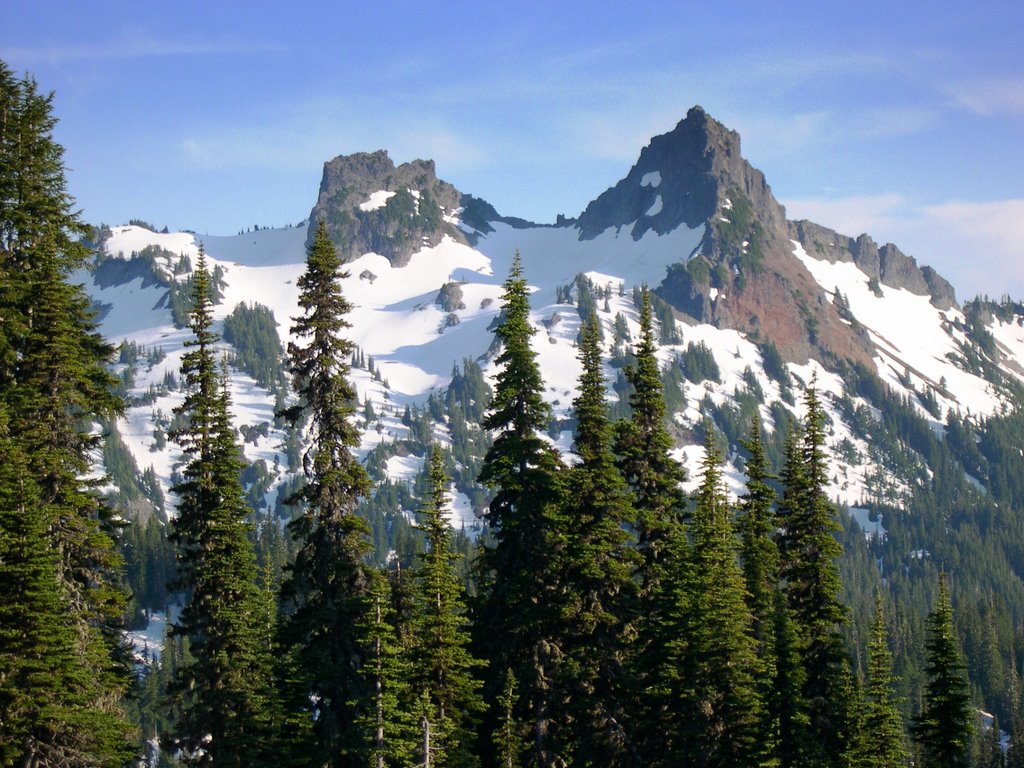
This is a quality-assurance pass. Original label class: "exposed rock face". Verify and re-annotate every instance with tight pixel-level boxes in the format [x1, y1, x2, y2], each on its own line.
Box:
[573, 106, 960, 368]
[307, 150, 467, 266]
[435, 282, 466, 312]
[306, 107, 960, 374]
[576, 106, 787, 244]
[788, 222, 957, 309]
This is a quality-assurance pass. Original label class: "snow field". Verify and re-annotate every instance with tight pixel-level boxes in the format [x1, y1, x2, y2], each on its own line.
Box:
[88, 218, 1007, 544]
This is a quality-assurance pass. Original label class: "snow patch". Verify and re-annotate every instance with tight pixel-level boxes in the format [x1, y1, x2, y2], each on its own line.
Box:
[640, 171, 662, 188]
[359, 190, 397, 211]
[646, 195, 663, 217]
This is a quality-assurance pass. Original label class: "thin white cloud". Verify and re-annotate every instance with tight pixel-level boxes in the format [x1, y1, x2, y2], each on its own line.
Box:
[1, 34, 283, 64]
[782, 193, 1024, 300]
[783, 193, 909, 237]
[946, 77, 1024, 116]
[180, 102, 490, 176]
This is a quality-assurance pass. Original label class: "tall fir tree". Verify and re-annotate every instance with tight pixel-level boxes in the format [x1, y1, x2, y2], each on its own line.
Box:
[738, 420, 780, 649]
[769, 589, 810, 768]
[410, 447, 485, 767]
[0, 60, 133, 766]
[476, 252, 566, 767]
[0, 404, 134, 767]
[613, 286, 686, 596]
[913, 574, 972, 768]
[777, 386, 850, 767]
[560, 314, 639, 766]
[737, 420, 781, 763]
[493, 669, 528, 768]
[358, 569, 417, 768]
[277, 220, 374, 767]
[167, 254, 279, 766]
[857, 593, 910, 768]
[658, 427, 763, 768]
[614, 288, 687, 760]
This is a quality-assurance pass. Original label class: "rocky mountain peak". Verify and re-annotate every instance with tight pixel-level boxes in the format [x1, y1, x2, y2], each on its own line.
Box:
[787, 220, 957, 310]
[307, 150, 467, 266]
[575, 106, 787, 243]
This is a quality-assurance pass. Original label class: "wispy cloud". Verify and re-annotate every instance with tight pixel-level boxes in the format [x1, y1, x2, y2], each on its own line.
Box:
[180, 100, 490, 176]
[782, 193, 910, 237]
[1, 33, 283, 64]
[782, 193, 1024, 299]
[945, 77, 1024, 116]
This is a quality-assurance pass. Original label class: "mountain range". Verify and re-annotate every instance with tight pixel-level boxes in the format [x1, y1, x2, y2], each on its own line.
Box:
[85, 105, 1024, 540]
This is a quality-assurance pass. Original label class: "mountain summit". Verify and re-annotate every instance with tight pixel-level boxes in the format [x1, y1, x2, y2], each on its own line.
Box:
[83, 104, 1024, 546]
[577, 105, 786, 242]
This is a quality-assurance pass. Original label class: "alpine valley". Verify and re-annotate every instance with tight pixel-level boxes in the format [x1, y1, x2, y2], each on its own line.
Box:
[71, 105, 1024, 760]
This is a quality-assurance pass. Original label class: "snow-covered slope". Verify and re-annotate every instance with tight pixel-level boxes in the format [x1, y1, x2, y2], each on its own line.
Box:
[84, 200, 1024, 544]
[82, 108, 1024, 541]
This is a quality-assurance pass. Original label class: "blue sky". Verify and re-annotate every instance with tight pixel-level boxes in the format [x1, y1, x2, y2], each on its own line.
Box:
[3, 1, 1022, 300]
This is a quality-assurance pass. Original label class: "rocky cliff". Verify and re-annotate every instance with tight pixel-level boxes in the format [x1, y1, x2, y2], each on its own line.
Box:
[307, 150, 468, 266]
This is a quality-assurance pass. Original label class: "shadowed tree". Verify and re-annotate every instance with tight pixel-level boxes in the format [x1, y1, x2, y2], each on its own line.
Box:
[277, 220, 375, 766]
[476, 252, 566, 767]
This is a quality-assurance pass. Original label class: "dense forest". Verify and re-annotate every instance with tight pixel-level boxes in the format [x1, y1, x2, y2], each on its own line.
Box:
[3, 58, 1024, 768]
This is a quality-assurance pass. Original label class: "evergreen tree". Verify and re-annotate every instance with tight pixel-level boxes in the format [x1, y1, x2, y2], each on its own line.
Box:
[613, 288, 688, 762]
[769, 590, 809, 768]
[738, 420, 779, 649]
[411, 447, 484, 767]
[914, 574, 972, 768]
[0, 405, 134, 766]
[737, 420, 781, 763]
[359, 570, 417, 768]
[493, 670, 528, 768]
[661, 428, 763, 767]
[560, 314, 639, 766]
[167, 254, 279, 766]
[858, 593, 910, 768]
[614, 287, 686, 596]
[277, 220, 374, 766]
[777, 387, 849, 766]
[0, 60, 133, 766]
[476, 252, 566, 767]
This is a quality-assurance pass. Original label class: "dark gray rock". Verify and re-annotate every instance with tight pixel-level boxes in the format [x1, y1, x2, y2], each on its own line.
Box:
[789, 223, 957, 309]
[576, 106, 787, 244]
[307, 150, 466, 267]
[923, 266, 957, 310]
[435, 282, 466, 312]
[851, 235, 882, 280]
[879, 243, 929, 295]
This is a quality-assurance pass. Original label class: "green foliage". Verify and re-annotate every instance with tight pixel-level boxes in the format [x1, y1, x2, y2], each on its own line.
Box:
[476, 252, 566, 766]
[166, 263, 225, 328]
[410, 448, 485, 766]
[277, 221, 375, 764]
[777, 386, 851, 766]
[914, 576, 972, 768]
[717, 191, 765, 280]
[166, 253, 281, 766]
[678, 340, 721, 384]
[222, 302, 286, 392]
[614, 288, 687, 598]
[0, 60, 134, 766]
[737, 422, 781, 759]
[655, 430, 764, 767]
[857, 594, 910, 768]
[559, 315, 639, 765]
[0, 407, 134, 766]
[650, 292, 680, 345]
[358, 570, 418, 767]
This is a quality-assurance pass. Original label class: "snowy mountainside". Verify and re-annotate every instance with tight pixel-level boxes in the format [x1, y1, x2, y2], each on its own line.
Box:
[82, 106, 1024, 543]
[86, 216, 1022, 537]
